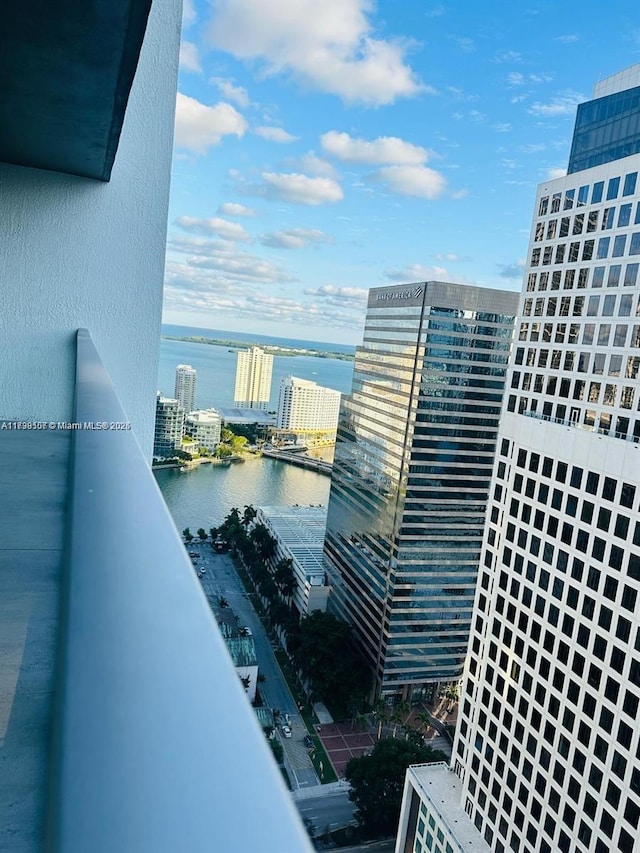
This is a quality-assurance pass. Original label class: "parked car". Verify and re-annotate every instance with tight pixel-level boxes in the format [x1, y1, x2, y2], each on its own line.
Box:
[281, 725, 292, 738]
[303, 734, 314, 749]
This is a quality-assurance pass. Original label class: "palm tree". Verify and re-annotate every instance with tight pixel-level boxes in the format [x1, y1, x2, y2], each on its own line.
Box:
[197, 527, 207, 541]
[242, 505, 257, 527]
[439, 683, 460, 712]
[182, 527, 193, 542]
[391, 700, 411, 738]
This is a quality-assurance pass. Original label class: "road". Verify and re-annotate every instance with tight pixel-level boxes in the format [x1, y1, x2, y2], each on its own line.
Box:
[188, 542, 319, 789]
[293, 789, 356, 836]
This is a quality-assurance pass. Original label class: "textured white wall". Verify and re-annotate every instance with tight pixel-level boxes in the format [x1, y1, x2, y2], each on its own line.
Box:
[0, 0, 181, 459]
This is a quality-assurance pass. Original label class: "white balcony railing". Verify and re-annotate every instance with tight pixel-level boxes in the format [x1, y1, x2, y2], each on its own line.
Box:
[48, 329, 312, 852]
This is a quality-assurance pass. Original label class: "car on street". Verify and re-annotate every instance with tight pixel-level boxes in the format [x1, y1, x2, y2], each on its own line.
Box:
[281, 725, 292, 738]
[303, 734, 314, 749]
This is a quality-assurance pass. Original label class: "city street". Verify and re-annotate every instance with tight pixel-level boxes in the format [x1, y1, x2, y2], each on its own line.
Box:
[187, 541, 319, 789]
[293, 787, 356, 835]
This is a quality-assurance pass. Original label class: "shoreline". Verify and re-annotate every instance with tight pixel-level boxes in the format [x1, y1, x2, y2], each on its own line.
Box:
[162, 334, 354, 362]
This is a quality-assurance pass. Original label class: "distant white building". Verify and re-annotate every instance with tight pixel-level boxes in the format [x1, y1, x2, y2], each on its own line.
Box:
[276, 376, 341, 439]
[174, 364, 196, 414]
[185, 408, 222, 453]
[256, 505, 330, 617]
[153, 394, 184, 458]
[234, 347, 273, 410]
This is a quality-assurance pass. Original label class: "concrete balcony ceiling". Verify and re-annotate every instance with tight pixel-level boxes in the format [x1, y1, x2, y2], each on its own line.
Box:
[0, 0, 152, 181]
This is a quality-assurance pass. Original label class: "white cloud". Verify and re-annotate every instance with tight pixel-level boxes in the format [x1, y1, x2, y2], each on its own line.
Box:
[217, 202, 257, 217]
[456, 37, 475, 53]
[497, 259, 526, 279]
[210, 78, 250, 107]
[508, 72, 525, 86]
[182, 0, 196, 28]
[176, 216, 253, 243]
[180, 41, 202, 73]
[174, 94, 248, 153]
[167, 239, 296, 284]
[546, 167, 567, 180]
[493, 50, 522, 63]
[321, 130, 427, 165]
[434, 252, 463, 262]
[303, 284, 368, 304]
[493, 122, 512, 133]
[257, 172, 344, 205]
[384, 263, 450, 281]
[255, 126, 298, 143]
[451, 188, 469, 199]
[556, 34, 579, 43]
[261, 228, 333, 249]
[206, 0, 427, 106]
[528, 89, 584, 117]
[370, 164, 447, 200]
[288, 152, 338, 178]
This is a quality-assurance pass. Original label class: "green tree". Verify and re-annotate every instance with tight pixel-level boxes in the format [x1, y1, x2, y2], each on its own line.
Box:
[242, 505, 257, 527]
[346, 738, 447, 839]
[270, 740, 284, 764]
[250, 523, 277, 560]
[197, 527, 207, 541]
[182, 527, 193, 542]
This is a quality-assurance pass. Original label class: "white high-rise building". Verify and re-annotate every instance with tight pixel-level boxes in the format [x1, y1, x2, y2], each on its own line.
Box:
[174, 364, 196, 414]
[276, 376, 341, 436]
[397, 65, 640, 853]
[233, 347, 273, 409]
[153, 394, 184, 459]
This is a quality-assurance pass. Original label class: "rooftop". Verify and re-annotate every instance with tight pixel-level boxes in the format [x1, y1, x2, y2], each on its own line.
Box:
[406, 763, 491, 851]
[257, 505, 328, 580]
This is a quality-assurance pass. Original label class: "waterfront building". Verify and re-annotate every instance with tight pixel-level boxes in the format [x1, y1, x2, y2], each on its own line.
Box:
[174, 363, 196, 413]
[256, 505, 329, 617]
[276, 376, 341, 443]
[323, 281, 518, 701]
[185, 408, 222, 453]
[405, 65, 640, 853]
[233, 346, 273, 409]
[153, 394, 184, 458]
[1, 2, 309, 849]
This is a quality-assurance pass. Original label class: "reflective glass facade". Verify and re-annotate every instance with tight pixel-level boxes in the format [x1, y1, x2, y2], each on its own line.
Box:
[568, 85, 640, 174]
[324, 282, 518, 698]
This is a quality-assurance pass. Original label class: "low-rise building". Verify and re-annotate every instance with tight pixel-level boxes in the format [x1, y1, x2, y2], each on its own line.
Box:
[256, 505, 329, 616]
[395, 763, 491, 853]
[185, 408, 222, 453]
[224, 636, 259, 704]
[256, 505, 330, 618]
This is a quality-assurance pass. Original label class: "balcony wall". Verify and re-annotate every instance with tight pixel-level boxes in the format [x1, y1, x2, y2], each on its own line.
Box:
[0, 0, 182, 459]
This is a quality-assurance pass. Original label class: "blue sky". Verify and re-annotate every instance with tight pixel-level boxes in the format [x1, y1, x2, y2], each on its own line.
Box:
[163, 0, 640, 345]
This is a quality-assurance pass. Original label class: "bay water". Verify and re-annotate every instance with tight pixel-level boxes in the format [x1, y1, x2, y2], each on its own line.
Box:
[155, 326, 354, 530]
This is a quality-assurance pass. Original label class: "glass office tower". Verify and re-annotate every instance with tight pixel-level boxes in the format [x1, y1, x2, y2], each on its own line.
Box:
[397, 64, 640, 853]
[324, 281, 518, 700]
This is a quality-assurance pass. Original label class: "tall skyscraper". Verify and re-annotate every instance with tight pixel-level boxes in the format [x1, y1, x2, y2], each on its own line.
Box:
[233, 346, 273, 409]
[323, 281, 518, 701]
[398, 65, 640, 853]
[174, 363, 196, 414]
[277, 376, 341, 437]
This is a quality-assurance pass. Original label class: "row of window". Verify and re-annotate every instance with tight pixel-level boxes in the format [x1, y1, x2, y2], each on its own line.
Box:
[523, 291, 638, 320]
[531, 232, 640, 266]
[519, 319, 640, 348]
[526, 263, 639, 292]
[534, 201, 640, 243]
[515, 346, 639, 379]
[538, 172, 638, 216]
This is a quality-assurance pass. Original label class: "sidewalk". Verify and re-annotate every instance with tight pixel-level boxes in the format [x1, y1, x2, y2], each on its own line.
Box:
[291, 780, 351, 801]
